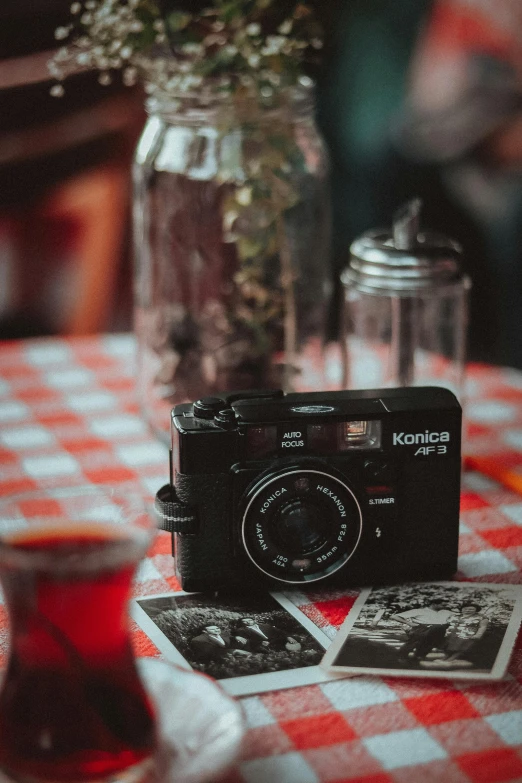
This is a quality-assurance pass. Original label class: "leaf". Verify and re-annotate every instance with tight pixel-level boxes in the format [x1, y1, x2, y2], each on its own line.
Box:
[236, 236, 265, 260]
[166, 12, 192, 32]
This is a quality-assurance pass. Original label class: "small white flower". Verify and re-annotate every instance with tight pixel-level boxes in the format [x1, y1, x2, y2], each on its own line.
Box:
[70, 2, 82, 14]
[236, 187, 252, 206]
[182, 43, 202, 56]
[54, 26, 70, 41]
[223, 210, 239, 232]
[98, 71, 112, 85]
[247, 54, 260, 68]
[123, 66, 137, 85]
[261, 36, 285, 56]
[48, 61, 61, 77]
[268, 35, 285, 49]
[278, 20, 292, 35]
[50, 84, 65, 97]
[246, 23, 261, 36]
[120, 45, 132, 59]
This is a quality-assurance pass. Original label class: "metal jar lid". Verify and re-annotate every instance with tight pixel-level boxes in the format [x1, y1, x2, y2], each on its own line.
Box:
[342, 199, 468, 295]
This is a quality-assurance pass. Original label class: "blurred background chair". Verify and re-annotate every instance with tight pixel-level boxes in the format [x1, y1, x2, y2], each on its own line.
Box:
[0, 0, 145, 338]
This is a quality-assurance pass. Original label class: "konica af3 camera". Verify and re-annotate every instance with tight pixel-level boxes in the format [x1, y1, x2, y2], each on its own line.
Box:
[155, 387, 462, 592]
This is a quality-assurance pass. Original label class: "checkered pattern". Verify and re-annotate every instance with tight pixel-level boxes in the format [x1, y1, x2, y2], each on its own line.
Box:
[0, 336, 522, 783]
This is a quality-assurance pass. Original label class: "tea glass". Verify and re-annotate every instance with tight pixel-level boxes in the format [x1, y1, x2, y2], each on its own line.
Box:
[0, 486, 246, 783]
[0, 486, 158, 783]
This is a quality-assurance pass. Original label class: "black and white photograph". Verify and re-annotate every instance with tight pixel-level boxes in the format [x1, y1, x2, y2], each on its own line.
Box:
[132, 591, 337, 696]
[321, 582, 522, 681]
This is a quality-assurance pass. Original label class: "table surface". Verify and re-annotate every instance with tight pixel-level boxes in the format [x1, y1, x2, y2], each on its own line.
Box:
[0, 334, 522, 783]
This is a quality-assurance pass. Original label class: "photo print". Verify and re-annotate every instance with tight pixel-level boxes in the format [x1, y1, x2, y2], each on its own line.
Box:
[132, 591, 337, 696]
[321, 581, 522, 681]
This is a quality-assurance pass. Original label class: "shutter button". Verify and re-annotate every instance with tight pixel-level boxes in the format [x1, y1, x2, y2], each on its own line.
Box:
[193, 397, 226, 419]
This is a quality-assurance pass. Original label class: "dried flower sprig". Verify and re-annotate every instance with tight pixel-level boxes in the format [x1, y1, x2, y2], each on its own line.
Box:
[49, 0, 323, 99]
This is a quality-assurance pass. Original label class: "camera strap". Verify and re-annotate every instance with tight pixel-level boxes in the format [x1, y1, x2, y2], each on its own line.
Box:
[154, 484, 198, 534]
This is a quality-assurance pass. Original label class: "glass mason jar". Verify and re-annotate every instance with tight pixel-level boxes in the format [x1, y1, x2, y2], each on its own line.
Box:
[133, 81, 334, 442]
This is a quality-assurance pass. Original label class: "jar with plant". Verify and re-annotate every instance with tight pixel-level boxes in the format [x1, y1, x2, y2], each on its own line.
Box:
[52, 1, 339, 441]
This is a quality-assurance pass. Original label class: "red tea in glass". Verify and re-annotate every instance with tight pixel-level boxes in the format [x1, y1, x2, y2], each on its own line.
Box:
[0, 489, 157, 783]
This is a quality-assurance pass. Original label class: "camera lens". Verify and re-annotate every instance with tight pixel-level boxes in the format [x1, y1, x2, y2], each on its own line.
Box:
[275, 500, 327, 554]
[241, 466, 363, 584]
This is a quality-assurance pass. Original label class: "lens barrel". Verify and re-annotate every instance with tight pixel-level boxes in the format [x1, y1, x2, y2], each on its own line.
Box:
[241, 467, 362, 584]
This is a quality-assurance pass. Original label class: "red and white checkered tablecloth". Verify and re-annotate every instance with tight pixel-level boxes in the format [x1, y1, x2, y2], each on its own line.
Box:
[0, 334, 522, 783]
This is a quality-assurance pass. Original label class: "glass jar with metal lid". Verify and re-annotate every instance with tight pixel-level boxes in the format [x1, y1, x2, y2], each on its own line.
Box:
[341, 199, 471, 402]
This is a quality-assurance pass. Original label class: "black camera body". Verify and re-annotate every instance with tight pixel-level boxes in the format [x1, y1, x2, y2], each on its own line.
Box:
[156, 387, 462, 592]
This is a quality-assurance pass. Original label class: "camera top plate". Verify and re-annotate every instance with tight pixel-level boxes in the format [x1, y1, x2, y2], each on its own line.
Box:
[229, 387, 459, 424]
[172, 387, 460, 428]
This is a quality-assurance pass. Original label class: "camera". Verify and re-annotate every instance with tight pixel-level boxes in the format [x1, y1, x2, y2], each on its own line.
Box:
[155, 387, 462, 592]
